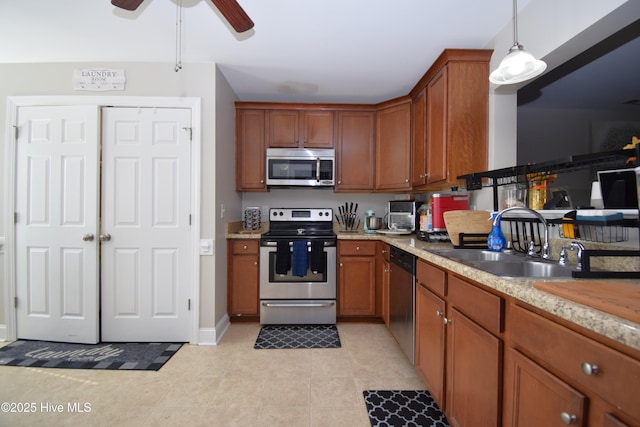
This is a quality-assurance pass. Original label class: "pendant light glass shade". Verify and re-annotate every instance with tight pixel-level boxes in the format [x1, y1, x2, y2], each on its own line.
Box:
[489, 43, 547, 84]
[489, 0, 547, 85]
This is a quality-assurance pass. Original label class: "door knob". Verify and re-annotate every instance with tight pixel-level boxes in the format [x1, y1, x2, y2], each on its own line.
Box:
[82, 233, 95, 241]
[99, 233, 112, 242]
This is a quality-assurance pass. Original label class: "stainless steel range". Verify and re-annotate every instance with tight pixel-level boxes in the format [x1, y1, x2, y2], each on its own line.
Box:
[260, 208, 337, 324]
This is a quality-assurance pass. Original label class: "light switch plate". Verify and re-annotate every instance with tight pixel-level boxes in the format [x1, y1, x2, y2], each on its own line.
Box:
[200, 239, 214, 256]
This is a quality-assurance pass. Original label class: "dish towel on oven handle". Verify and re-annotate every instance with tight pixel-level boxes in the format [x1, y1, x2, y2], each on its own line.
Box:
[292, 240, 309, 277]
[309, 240, 324, 274]
[275, 241, 291, 275]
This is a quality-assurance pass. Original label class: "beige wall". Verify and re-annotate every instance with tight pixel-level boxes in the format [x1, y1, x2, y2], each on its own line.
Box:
[0, 61, 234, 340]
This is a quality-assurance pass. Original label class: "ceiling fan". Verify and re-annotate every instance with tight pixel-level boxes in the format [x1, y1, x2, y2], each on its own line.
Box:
[111, 0, 255, 33]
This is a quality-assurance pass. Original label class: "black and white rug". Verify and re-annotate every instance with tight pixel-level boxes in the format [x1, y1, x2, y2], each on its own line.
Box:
[363, 390, 449, 427]
[254, 324, 341, 349]
[0, 340, 182, 371]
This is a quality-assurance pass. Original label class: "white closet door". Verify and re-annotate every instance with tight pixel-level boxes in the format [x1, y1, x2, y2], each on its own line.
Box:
[15, 105, 100, 344]
[100, 107, 192, 342]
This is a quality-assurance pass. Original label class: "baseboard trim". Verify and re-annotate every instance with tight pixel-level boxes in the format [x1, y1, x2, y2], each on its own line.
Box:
[198, 314, 230, 345]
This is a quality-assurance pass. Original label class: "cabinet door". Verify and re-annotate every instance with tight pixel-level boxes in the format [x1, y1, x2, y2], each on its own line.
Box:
[426, 67, 447, 184]
[335, 111, 375, 191]
[415, 284, 446, 408]
[302, 110, 334, 148]
[446, 307, 501, 427]
[228, 241, 259, 317]
[338, 256, 376, 316]
[376, 101, 411, 191]
[268, 110, 299, 147]
[236, 109, 267, 191]
[504, 348, 587, 427]
[411, 88, 427, 187]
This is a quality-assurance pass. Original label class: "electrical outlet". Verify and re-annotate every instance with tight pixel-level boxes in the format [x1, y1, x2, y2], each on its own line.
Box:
[220, 203, 225, 219]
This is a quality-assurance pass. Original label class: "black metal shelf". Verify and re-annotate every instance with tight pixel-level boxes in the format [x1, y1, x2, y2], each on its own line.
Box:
[456, 148, 638, 211]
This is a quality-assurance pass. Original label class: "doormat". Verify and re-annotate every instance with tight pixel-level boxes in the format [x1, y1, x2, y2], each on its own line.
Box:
[254, 324, 341, 349]
[0, 340, 182, 371]
[363, 390, 449, 427]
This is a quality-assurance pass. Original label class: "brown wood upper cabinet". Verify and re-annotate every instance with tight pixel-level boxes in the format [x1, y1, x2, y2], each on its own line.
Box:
[410, 49, 492, 190]
[335, 110, 376, 192]
[268, 109, 334, 148]
[375, 98, 411, 191]
[235, 108, 267, 192]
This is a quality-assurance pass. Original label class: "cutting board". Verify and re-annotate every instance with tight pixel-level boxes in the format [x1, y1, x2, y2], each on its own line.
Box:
[443, 210, 493, 246]
[533, 281, 640, 323]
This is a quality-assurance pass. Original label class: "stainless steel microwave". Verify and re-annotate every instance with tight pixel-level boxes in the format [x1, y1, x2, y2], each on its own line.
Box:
[266, 148, 335, 187]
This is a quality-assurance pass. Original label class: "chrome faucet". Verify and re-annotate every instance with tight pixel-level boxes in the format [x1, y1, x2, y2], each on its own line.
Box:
[493, 206, 550, 259]
[559, 241, 585, 270]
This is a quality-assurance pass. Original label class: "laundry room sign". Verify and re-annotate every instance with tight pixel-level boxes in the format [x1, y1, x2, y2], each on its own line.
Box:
[73, 68, 126, 91]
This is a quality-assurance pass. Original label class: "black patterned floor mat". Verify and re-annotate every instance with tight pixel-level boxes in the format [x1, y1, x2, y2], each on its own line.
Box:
[363, 390, 449, 427]
[0, 340, 182, 371]
[254, 324, 341, 349]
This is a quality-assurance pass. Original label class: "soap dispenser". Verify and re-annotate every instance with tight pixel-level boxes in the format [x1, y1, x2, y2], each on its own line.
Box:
[487, 213, 506, 252]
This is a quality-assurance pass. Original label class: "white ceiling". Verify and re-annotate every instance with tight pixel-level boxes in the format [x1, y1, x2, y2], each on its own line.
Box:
[0, 0, 539, 103]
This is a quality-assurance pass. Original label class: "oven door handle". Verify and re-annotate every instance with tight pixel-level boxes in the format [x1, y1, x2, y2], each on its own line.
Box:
[316, 157, 321, 182]
[261, 302, 335, 308]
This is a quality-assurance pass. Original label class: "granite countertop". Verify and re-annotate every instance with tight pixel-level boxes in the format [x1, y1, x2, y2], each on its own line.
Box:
[226, 222, 640, 353]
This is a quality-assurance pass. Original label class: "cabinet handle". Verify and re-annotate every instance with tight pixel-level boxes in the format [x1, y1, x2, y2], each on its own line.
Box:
[260, 179, 264, 184]
[337, 180, 342, 184]
[560, 412, 577, 425]
[381, 249, 387, 254]
[254, 261, 257, 266]
[356, 246, 360, 251]
[581, 362, 599, 376]
[243, 245, 248, 250]
[436, 310, 443, 317]
[404, 179, 409, 183]
[443, 318, 452, 325]
[340, 263, 343, 267]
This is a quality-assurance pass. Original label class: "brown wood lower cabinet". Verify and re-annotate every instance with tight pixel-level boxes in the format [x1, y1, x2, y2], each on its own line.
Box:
[337, 240, 378, 318]
[415, 260, 503, 427]
[415, 281, 446, 407]
[227, 239, 259, 321]
[504, 347, 587, 427]
[508, 303, 640, 427]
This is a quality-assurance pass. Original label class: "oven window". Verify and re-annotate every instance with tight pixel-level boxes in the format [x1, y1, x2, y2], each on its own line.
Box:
[267, 252, 327, 282]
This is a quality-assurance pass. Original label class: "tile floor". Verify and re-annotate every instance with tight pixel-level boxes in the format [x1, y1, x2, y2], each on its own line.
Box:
[0, 322, 426, 426]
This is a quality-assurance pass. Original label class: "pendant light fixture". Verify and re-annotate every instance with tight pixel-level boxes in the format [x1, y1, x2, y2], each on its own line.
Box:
[489, 0, 547, 85]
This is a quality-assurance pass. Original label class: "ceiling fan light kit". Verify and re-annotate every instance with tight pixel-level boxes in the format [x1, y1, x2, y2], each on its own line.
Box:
[489, 0, 547, 85]
[111, 0, 254, 33]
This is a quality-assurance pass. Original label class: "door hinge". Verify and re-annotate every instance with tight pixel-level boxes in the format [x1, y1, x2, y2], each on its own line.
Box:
[189, 214, 192, 225]
[188, 299, 191, 311]
[13, 125, 18, 140]
[14, 297, 18, 309]
[182, 127, 192, 141]
[14, 212, 18, 224]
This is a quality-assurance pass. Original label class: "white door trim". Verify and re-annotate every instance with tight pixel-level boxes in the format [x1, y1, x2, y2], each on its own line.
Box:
[4, 96, 202, 344]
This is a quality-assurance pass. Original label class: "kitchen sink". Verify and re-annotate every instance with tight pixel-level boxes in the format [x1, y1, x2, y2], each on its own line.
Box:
[427, 248, 576, 278]
[428, 248, 525, 262]
[466, 259, 575, 278]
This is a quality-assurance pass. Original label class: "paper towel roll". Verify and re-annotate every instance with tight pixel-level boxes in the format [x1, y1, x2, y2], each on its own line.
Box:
[590, 181, 603, 209]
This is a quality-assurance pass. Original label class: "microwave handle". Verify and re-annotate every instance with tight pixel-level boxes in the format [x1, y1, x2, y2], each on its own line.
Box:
[316, 157, 320, 182]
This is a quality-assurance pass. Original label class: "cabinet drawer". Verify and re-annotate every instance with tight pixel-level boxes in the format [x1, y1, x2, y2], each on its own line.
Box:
[338, 240, 377, 256]
[230, 240, 259, 255]
[416, 260, 446, 297]
[511, 304, 640, 421]
[448, 275, 502, 335]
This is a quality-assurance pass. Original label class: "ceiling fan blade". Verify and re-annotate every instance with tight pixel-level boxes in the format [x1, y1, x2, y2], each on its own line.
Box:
[111, 0, 145, 11]
[209, 0, 255, 33]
